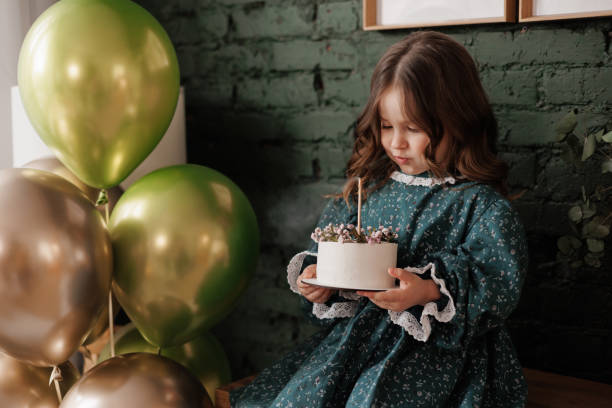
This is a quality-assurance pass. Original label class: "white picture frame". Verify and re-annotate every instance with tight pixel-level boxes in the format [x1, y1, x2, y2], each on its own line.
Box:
[363, 0, 517, 31]
[519, 0, 612, 22]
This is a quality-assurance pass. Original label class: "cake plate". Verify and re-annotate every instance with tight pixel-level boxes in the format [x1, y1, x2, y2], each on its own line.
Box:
[301, 278, 398, 292]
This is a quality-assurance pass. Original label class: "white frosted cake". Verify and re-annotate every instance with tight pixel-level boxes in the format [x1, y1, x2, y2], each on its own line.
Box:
[316, 241, 398, 290]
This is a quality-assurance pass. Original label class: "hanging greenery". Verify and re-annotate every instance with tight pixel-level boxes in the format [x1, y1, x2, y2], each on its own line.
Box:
[555, 111, 612, 268]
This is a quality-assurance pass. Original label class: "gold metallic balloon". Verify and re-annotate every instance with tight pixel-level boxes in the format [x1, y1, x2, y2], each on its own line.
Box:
[24, 157, 123, 217]
[0, 352, 80, 408]
[18, 0, 180, 189]
[23, 158, 123, 345]
[60, 353, 213, 408]
[0, 168, 112, 367]
[98, 325, 231, 403]
[109, 165, 259, 348]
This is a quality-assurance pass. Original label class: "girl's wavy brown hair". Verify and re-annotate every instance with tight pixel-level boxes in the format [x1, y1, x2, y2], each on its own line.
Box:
[340, 31, 508, 204]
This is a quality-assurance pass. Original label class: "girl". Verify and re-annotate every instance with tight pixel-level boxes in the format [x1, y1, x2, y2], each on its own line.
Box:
[232, 31, 528, 407]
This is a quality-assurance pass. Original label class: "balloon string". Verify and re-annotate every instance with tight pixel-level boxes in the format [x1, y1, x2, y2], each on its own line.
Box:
[54, 379, 62, 403]
[81, 345, 92, 360]
[101, 189, 116, 358]
[49, 366, 63, 403]
[109, 291, 115, 358]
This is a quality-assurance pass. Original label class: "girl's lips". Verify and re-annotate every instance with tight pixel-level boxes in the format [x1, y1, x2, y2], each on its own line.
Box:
[394, 156, 410, 164]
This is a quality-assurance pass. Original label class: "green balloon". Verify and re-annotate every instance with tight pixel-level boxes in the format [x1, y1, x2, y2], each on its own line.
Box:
[109, 165, 259, 347]
[98, 325, 231, 404]
[18, 0, 180, 189]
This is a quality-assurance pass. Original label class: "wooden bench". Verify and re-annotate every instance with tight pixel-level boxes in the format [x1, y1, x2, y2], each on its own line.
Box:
[522, 368, 612, 408]
[215, 369, 612, 408]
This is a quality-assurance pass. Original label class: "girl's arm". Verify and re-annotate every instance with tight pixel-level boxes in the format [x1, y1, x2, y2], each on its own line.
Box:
[363, 199, 528, 349]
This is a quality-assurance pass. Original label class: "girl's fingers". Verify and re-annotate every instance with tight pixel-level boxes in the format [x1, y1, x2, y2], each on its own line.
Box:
[388, 267, 412, 281]
[298, 277, 317, 289]
[370, 298, 402, 311]
[311, 294, 331, 303]
[358, 288, 409, 311]
[297, 267, 318, 289]
[358, 288, 400, 302]
[310, 287, 329, 298]
[308, 288, 333, 303]
[368, 298, 390, 310]
[300, 285, 330, 299]
[302, 265, 317, 279]
[300, 285, 317, 295]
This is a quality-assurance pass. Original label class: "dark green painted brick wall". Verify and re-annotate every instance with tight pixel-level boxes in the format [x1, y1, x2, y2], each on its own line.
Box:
[136, 0, 612, 383]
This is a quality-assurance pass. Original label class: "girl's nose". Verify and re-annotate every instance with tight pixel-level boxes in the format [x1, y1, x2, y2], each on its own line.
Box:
[390, 131, 408, 149]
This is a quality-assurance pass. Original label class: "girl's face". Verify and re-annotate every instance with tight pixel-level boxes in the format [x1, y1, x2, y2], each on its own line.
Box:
[379, 87, 447, 175]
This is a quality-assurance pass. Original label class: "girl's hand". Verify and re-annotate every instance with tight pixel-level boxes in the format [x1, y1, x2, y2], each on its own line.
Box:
[297, 264, 335, 304]
[357, 268, 441, 312]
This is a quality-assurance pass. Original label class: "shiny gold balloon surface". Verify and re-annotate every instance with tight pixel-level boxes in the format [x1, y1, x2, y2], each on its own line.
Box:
[23, 158, 122, 345]
[98, 325, 231, 402]
[109, 165, 259, 348]
[18, 0, 180, 189]
[0, 169, 112, 366]
[24, 157, 123, 215]
[60, 353, 213, 408]
[0, 352, 79, 408]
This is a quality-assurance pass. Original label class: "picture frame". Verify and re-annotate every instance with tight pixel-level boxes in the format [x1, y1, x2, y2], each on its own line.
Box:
[519, 0, 612, 22]
[362, 0, 517, 31]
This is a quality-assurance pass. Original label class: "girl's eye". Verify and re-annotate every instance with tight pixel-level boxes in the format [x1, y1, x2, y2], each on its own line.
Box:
[406, 127, 419, 133]
[381, 124, 392, 129]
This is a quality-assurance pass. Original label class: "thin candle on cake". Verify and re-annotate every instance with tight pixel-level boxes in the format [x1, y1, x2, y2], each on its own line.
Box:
[357, 177, 362, 234]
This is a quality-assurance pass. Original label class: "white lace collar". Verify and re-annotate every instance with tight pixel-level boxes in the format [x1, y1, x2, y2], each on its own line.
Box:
[390, 171, 456, 187]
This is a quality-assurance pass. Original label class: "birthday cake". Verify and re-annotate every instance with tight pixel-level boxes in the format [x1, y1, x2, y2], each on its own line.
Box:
[311, 224, 398, 290]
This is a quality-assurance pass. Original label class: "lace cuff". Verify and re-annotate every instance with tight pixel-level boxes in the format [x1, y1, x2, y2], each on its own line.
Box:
[388, 263, 456, 342]
[313, 301, 359, 319]
[287, 251, 359, 319]
[287, 251, 317, 294]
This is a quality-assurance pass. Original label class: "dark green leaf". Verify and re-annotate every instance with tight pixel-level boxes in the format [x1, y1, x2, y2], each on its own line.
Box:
[581, 134, 596, 161]
[593, 129, 605, 142]
[581, 202, 596, 220]
[587, 238, 604, 253]
[584, 253, 601, 268]
[561, 135, 583, 168]
[557, 235, 582, 255]
[602, 131, 612, 143]
[582, 219, 610, 239]
[555, 132, 568, 143]
[602, 159, 612, 174]
[568, 206, 582, 222]
[554, 111, 578, 140]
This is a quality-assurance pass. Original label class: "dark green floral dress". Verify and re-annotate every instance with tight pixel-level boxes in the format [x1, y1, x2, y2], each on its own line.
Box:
[231, 172, 528, 407]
